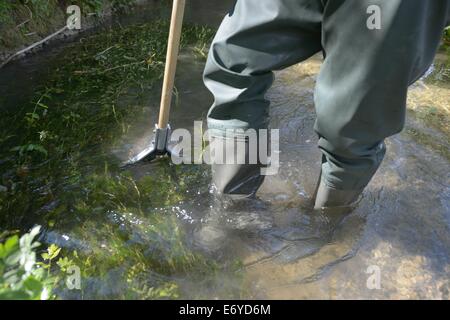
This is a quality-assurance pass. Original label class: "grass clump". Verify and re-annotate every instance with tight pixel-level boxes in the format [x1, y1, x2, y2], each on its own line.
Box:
[0, 0, 137, 54]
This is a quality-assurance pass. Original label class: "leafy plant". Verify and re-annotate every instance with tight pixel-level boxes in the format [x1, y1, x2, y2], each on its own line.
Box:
[0, 226, 57, 300]
[11, 144, 48, 157]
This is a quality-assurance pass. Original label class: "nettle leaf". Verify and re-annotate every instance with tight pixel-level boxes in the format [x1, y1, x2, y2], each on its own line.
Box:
[3, 268, 21, 285]
[28, 226, 41, 238]
[0, 235, 19, 259]
[23, 276, 44, 299]
[32, 267, 45, 279]
[20, 251, 36, 273]
[19, 226, 41, 250]
[17, 227, 41, 273]
[0, 225, 56, 300]
[46, 244, 61, 260]
[5, 251, 20, 266]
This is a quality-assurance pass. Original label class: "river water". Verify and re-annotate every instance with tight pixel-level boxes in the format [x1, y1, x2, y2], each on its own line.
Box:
[0, 0, 449, 299]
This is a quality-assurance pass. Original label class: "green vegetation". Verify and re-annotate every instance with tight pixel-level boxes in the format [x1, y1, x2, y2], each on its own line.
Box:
[0, 18, 243, 299]
[0, 0, 136, 53]
[0, 0, 135, 23]
[437, 26, 450, 81]
[442, 26, 450, 51]
[0, 226, 61, 300]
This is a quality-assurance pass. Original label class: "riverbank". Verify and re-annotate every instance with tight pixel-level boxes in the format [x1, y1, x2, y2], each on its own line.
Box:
[0, 0, 146, 66]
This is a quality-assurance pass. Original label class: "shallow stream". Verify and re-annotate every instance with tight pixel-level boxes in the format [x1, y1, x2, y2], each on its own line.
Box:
[0, 0, 449, 299]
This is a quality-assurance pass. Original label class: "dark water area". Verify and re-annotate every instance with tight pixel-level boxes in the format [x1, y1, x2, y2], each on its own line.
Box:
[0, 0, 449, 299]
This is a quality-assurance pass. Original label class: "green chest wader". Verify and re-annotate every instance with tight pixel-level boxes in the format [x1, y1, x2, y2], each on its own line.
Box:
[203, 0, 450, 207]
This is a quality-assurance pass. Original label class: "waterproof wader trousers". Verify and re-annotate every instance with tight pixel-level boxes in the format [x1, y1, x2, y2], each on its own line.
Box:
[203, 0, 450, 203]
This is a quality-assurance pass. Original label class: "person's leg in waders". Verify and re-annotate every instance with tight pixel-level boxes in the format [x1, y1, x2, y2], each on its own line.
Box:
[203, 0, 324, 199]
[196, 0, 325, 252]
[312, 0, 450, 211]
[204, 0, 450, 214]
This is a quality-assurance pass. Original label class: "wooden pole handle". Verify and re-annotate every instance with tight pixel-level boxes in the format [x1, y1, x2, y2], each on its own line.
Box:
[158, 0, 186, 129]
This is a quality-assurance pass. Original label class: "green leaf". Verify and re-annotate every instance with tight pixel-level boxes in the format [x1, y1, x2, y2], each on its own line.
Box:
[23, 276, 43, 292]
[46, 244, 61, 260]
[22, 276, 44, 300]
[36, 102, 48, 109]
[3, 267, 24, 286]
[56, 257, 74, 272]
[41, 253, 50, 260]
[19, 226, 41, 249]
[0, 226, 59, 300]
[5, 251, 20, 266]
[0, 289, 32, 300]
[0, 235, 19, 259]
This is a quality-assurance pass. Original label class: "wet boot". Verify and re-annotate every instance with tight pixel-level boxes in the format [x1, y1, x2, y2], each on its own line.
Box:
[313, 179, 363, 211]
[193, 195, 272, 254]
[308, 175, 363, 239]
[208, 132, 267, 198]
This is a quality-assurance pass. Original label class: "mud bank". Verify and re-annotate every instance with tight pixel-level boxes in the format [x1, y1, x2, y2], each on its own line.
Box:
[0, 0, 152, 67]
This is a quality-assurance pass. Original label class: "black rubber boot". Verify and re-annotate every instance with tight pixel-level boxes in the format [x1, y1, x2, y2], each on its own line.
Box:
[313, 179, 363, 210]
[209, 133, 266, 198]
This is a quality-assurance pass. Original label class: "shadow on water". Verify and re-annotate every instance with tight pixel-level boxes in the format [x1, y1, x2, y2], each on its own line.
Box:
[0, 0, 449, 299]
